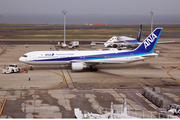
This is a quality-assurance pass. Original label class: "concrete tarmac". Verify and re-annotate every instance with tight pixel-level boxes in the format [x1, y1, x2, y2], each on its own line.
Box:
[0, 38, 180, 118]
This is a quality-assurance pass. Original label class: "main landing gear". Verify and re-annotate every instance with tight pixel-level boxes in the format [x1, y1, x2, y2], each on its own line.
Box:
[90, 66, 98, 72]
[29, 65, 33, 70]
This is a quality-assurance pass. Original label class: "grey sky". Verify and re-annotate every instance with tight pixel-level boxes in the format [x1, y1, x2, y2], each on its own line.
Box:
[0, 0, 180, 15]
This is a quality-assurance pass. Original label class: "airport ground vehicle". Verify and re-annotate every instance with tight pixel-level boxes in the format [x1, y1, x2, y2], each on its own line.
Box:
[57, 41, 79, 48]
[7, 64, 20, 73]
[61, 43, 67, 48]
[68, 41, 79, 48]
[2, 64, 20, 74]
[2, 68, 11, 74]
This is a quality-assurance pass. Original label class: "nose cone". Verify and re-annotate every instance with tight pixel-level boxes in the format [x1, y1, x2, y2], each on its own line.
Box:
[19, 57, 23, 62]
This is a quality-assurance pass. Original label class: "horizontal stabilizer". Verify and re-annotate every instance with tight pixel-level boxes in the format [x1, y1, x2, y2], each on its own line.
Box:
[157, 41, 175, 44]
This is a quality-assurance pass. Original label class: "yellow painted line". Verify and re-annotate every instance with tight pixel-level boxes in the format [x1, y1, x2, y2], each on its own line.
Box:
[0, 47, 7, 55]
[0, 99, 7, 116]
[163, 66, 172, 69]
[176, 67, 180, 69]
[167, 68, 180, 82]
[0, 70, 66, 100]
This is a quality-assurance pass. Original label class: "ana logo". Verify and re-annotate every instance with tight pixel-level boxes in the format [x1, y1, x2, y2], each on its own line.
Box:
[144, 33, 157, 49]
[45, 53, 55, 56]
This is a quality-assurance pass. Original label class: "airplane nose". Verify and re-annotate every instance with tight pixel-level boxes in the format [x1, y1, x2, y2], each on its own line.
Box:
[19, 57, 23, 62]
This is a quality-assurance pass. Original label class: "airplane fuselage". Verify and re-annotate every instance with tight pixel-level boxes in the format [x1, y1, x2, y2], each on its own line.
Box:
[19, 49, 154, 65]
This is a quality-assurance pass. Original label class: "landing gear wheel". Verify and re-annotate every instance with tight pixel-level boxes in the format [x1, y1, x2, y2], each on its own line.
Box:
[90, 66, 98, 72]
[30, 65, 33, 71]
[93, 68, 97, 72]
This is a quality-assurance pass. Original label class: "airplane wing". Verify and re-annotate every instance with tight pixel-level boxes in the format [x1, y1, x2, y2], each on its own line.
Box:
[119, 36, 137, 41]
[141, 53, 158, 57]
[91, 41, 106, 44]
[70, 59, 125, 66]
[157, 41, 175, 44]
[112, 41, 140, 46]
[84, 60, 126, 64]
[113, 40, 175, 46]
[90, 41, 106, 46]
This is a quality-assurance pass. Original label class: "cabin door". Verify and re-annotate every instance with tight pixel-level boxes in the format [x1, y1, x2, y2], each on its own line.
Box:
[33, 54, 37, 60]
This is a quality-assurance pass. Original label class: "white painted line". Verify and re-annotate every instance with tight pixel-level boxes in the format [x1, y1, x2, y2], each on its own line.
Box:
[135, 91, 158, 110]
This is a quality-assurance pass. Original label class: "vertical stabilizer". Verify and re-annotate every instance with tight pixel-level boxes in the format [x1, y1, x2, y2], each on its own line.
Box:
[135, 28, 163, 53]
[137, 24, 142, 42]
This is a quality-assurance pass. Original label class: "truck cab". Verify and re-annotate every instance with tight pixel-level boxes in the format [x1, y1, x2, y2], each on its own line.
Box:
[8, 64, 20, 73]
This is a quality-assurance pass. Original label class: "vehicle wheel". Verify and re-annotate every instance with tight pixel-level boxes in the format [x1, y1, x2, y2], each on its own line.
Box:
[93, 68, 97, 72]
[90, 66, 97, 72]
[113, 44, 117, 48]
[90, 66, 93, 72]
[11, 69, 14, 73]
[30, 67, 33, 70]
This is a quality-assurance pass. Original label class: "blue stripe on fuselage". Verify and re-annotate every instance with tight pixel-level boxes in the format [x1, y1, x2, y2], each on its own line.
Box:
[32, 50, 149, 62]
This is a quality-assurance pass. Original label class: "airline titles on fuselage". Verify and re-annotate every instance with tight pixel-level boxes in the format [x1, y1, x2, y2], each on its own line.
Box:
[38, 53, 75, 58]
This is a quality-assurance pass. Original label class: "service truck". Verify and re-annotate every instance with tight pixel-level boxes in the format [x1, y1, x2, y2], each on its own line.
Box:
[68, 41, 79, 48]
[2, 64, 20, 74]
[8, 64, 20, 73]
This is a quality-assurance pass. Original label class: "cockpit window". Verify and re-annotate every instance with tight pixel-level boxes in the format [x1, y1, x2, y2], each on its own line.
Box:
[22, 55, 27, 57]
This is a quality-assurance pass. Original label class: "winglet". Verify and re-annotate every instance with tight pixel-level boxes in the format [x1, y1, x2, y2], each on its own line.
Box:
[135, 28, 163, 53]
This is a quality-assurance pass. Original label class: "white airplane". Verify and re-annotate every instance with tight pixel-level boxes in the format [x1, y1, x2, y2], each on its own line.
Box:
[91, 24, 142, 48]
[91, 25, 174, 48]
[19, 28, 162, 71]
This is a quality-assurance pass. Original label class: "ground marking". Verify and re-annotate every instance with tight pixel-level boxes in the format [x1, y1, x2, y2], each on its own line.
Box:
[0, 99, 7, 116]
[162, 66, 180, 81]
[0, 70, 66, 100]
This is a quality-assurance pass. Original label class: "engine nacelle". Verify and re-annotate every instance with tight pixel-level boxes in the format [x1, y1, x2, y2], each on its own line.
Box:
[112, 44, 117, 48]
[71, 62, 85, 71]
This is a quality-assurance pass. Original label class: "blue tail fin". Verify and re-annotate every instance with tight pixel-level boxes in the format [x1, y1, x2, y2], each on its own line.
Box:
[135, 28, 163, 53]
[137, 24, 142, 42]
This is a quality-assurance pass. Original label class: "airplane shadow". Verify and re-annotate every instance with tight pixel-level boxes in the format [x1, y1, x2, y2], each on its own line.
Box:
[71, 68, 121, 76]
[29, 63, 157, 76]
[96, 70, 122, 76]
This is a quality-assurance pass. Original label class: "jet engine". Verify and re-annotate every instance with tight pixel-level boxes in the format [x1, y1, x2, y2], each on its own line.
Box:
[71, 62, 85, 71]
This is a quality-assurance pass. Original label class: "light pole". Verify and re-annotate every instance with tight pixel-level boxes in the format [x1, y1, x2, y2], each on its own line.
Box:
[150, 11, 154, 33]
[62, 10, 68, 46]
